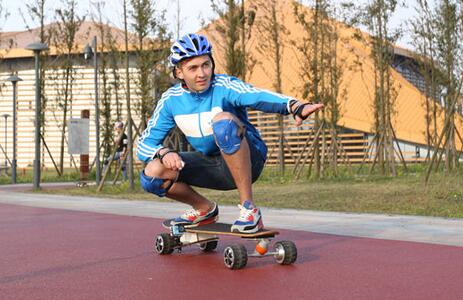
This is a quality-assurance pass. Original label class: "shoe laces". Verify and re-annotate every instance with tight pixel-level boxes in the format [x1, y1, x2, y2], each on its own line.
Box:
[181, 209, 201, 219]
[236, 204, 254, 221]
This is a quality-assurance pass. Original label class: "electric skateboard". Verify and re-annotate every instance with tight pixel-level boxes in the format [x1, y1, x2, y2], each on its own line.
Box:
[154, 219, 297, 270]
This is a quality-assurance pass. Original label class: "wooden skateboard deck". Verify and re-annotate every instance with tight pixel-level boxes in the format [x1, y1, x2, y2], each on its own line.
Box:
[162, 219, 279, 238]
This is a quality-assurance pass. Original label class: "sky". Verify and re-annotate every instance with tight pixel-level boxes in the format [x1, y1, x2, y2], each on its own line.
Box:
[1, 0, 416, 48]
[1, 0, 215, 36]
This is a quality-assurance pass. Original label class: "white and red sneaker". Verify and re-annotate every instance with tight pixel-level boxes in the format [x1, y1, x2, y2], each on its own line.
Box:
[171, 202, 218, 227]
[231, 200, 263, 233]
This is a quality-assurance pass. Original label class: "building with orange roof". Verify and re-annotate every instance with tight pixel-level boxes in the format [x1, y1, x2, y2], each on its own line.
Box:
[201, 0, 463, 164]
[0, 1, 462, 172]
[0, 21, 163, 170]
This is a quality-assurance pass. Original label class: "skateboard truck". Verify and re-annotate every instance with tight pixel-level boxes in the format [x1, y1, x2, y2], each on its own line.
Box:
[170, 224, 185, 237]
[254, 238, 270, 255]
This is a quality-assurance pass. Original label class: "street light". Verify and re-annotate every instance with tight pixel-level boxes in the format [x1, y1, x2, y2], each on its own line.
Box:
[25, 42, 48, 190]
[5, 75, 22, 183]
[84, 36, 101, 185]
[1, 113, 10, 175]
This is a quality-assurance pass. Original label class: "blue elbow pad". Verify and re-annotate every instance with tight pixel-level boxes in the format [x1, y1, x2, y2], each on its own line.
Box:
[212, 119, 244, 155]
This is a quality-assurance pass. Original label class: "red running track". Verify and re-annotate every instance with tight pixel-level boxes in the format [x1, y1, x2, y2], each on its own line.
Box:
[0, 203, 462, 300]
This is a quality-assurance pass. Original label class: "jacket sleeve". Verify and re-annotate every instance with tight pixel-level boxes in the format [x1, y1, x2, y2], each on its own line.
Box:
[137, 97, 175, 163]
[220, 76, 293, 115]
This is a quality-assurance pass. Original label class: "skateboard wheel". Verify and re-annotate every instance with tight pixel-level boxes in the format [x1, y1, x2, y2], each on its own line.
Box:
[223, 244, 247, 270]
[154, 233, 176, 255]
[199, 240, 218, 252]
[274, 241, 297, 265]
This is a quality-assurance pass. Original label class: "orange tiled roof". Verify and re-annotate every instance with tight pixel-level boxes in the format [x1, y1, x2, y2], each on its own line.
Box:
[0, 21, 162, 58]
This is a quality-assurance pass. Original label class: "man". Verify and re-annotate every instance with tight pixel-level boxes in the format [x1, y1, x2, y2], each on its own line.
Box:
[137, 33, 323, 233]
[113, 121, 128, 180]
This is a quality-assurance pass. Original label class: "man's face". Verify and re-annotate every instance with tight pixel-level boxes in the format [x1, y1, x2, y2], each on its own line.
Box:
[175, 55, 213, 92]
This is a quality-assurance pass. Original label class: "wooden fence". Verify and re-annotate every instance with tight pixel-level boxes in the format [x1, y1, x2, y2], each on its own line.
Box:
[248, 111, 427, 165]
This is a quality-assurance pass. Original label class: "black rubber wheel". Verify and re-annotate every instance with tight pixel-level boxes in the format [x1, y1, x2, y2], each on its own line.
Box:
[274, 241, 297, 265]
[223, 244, 248, 270]
[199, 240, 218, 252]
[154, 233, 176, 255]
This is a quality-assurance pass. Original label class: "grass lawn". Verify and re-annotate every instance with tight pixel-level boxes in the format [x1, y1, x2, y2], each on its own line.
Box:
[0, 168, 81, 185]
[34, 164, 463, 219]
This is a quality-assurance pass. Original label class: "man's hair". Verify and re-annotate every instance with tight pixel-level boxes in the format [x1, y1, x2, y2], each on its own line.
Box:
[114, 121, 124, 129]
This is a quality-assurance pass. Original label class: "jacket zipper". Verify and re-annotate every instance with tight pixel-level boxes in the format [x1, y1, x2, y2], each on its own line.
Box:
[196, 93, 205, 137]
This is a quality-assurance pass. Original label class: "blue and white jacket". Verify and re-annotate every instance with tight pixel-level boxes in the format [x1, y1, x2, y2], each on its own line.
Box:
[137, 74, 292, 163]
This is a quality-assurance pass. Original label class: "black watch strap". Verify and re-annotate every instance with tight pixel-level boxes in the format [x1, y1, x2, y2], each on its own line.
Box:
[154, 148, 178, 164]
[289, 100, 313, 120]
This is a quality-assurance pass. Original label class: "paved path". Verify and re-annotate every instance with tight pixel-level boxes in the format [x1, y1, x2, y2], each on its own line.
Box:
[0, 203, 462, 300]
[1, 186, 462, 247]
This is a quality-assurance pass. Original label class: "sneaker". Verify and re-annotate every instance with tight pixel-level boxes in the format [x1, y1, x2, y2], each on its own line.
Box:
[231, 200, 263, 233]
[170, 202, 219, 227]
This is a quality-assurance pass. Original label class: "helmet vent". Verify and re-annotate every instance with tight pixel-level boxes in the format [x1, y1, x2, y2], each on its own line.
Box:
[192, 39, 199, 50]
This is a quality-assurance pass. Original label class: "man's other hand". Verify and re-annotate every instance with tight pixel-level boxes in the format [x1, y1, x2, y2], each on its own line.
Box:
[160, 150, 184, 171]
[295, 103, 324, 126]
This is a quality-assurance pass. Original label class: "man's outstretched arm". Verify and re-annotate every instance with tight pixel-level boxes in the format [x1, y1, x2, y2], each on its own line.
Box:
[220, 76, 323, 124]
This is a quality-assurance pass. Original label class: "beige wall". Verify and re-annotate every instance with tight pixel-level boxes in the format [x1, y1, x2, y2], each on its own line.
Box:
[0, 66, 143, 168]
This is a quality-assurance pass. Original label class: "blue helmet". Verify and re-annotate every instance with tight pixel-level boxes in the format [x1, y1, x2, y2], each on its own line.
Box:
[169, 33, 213, 66]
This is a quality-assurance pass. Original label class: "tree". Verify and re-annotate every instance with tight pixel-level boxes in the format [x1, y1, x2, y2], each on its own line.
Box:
[123, 0, 135, 189]
[254, 0, 288, 175]
[175, 0, 182, 39]
[21, 0, 53, 171]
[210, 0, 256, 80]
[423, 0, 463, 181]
[347, 0, 403, 176]
[91, 1, 121, 164]
[293, 0, 348, 179]
[0, 1, 10, 94]
[434, 0, 462, 171]
[0, 1, 10, 54]
[129, 0, 171, 130]
[410, 0, 443, 161]
[49, 0, 85, 174]
[0, 1, 10, 47]
[323, 6, 348, 177]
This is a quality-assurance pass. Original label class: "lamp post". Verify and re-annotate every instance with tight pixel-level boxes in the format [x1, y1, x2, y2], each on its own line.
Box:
[5, 75, 22, 183]
[1, 113, 10, 175]
[84, 36, 101, 185]
[25, 42, 48, 190]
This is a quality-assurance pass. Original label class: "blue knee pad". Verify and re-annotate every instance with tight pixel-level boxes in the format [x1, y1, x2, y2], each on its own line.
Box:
[212, 119, 244, 154]
[140, 171, 167, 197]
